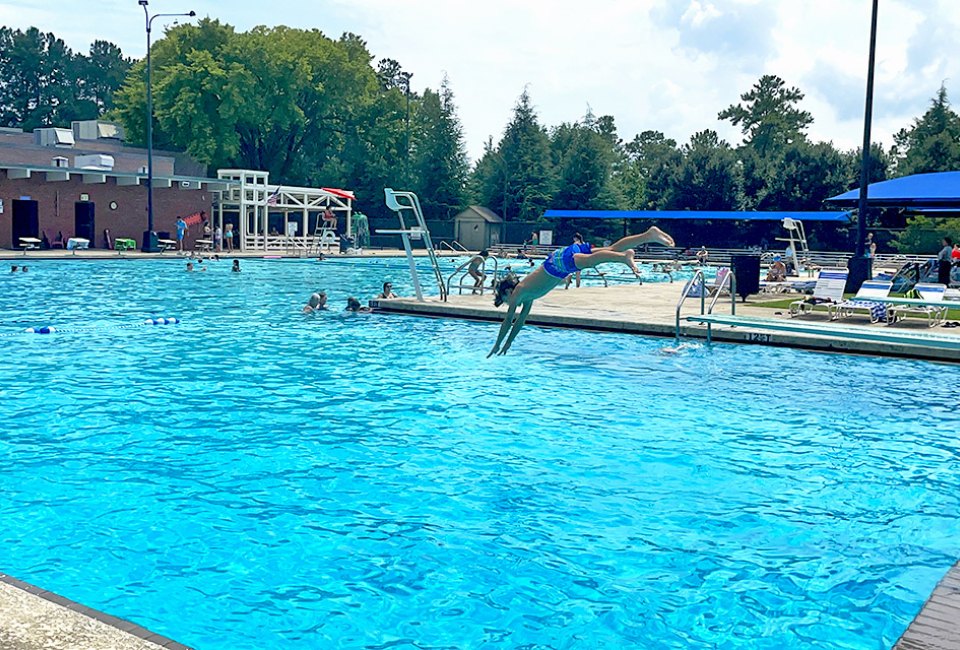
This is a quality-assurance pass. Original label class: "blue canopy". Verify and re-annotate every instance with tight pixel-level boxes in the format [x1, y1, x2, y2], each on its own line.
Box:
[826, 171, 960, 207]
[543, 210, 851, 222]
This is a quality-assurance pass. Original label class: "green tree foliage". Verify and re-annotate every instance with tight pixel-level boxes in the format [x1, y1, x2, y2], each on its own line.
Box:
[892, 215, 960, 253]
[757, 141, 848, 210]
[550, 111, 622, 210]
[410, 77, 468, 219]
[617, 130, 681, 209]
[718, 75, 813, 157]
[0, 27, 129, 130]
[489, 90, 555, 221]
[112, 22, 409, 210]
[667, 130, 741, 210]
[891, 85, 960, 175]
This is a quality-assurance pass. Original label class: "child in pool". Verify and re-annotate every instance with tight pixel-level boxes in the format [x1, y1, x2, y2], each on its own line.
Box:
[488, 227, 675, 357]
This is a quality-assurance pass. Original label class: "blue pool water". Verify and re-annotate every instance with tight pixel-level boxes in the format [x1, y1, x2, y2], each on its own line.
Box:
[0, 258, 958, 650]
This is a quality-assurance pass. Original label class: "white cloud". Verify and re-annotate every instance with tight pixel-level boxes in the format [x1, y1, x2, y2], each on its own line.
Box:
[1, 0, 959, 164]
[680, 1, 722, 28]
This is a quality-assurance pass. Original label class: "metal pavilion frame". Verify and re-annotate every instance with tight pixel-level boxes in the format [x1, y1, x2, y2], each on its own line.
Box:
[216, 169, 354, 253]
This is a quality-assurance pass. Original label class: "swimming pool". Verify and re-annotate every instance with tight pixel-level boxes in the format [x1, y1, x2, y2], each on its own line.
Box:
[0, 258, 957, 649]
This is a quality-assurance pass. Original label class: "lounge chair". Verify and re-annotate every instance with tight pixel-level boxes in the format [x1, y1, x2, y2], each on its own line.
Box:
[682, 267, 731, 298]
[828, 280, 893, 323]
[789, 268, 848, 317]
[888, 283, 949, 327]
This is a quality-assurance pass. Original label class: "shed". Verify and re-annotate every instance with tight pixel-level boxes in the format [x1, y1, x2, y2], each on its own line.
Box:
[454, 206, 504, 251]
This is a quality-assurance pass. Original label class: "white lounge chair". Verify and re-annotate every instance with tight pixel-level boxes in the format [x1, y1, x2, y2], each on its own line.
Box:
[682, 267, 731, 298]
[888, 283, 949, 327]
[829, 280, 893, 323]
[789, 268, 848, 317]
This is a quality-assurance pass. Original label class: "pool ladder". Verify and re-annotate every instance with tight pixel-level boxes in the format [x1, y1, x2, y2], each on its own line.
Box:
[675, 268, 737, 343]
[445, 257, 501, 298]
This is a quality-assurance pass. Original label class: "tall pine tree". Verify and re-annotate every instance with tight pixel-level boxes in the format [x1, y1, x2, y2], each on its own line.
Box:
[410, 76, 468, 219]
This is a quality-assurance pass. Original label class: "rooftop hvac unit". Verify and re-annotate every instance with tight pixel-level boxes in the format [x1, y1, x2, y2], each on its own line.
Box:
[34, 128, 75, 147]
[75, 154, 115, 171]
[72, 120, 124, 141]
[52, 156, 69, 168]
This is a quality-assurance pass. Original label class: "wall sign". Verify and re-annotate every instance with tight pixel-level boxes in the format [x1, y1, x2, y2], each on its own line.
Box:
[80, 193, 90, 202]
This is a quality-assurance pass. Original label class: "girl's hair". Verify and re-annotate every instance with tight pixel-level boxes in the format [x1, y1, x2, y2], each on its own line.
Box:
[493, 273, 519, 307]
[573, 232, 584, 243]
[346, 296, 361, 310]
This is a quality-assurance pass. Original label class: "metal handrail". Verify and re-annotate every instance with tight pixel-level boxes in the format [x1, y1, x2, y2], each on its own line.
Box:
[675, 269, 706, 342]
[444, 256, 500, 299]
[705, 270, 737, 343]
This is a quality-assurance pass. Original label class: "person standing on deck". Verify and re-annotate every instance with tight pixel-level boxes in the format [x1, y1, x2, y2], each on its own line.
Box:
[176, 217, 188, 253]
[938, 237, 954, 285]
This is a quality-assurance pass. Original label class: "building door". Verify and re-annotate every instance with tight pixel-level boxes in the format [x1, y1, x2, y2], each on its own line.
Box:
[75, 202, 95, 245]
[11, 199, 39, 245]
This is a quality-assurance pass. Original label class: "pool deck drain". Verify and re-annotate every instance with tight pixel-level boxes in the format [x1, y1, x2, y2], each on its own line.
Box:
[894, 562, 960, 650]
[0, 573, 191, 650]
[372, 282, 960, 363]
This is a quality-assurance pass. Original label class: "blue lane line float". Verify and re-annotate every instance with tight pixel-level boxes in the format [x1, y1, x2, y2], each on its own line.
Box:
[23, 326, 56, 334]
[21, 317, 180, 334]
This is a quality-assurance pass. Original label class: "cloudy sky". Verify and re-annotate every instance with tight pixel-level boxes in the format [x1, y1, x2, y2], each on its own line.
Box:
[1, 0, 957, 162]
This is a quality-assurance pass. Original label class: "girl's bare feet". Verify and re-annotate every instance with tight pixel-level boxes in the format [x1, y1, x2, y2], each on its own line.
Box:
[644, 226, 675, 247]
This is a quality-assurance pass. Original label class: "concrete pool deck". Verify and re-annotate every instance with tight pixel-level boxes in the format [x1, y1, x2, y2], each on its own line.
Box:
[372, 281, 960, 363]
[0, 573, 190, 650]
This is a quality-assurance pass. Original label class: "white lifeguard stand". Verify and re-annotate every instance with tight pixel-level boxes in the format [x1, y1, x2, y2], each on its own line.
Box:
[380, 188, 446, 301]
[215, 169, 354, 254]
[777, 217, 809, 273]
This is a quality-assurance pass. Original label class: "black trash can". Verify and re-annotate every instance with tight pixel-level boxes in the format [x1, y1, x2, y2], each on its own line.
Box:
[730, 254, 760, 302]
[846, 256, 873, 294]
[339, 235, 354, 253]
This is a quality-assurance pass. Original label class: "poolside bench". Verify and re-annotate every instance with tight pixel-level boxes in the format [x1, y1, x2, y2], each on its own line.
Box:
[19, 237, 41, 254]
[157, 239, 178, 253]
[114, 238, 136, 252]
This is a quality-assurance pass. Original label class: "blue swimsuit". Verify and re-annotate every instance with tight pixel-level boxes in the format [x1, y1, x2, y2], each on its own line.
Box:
[542, 242, 591, 279]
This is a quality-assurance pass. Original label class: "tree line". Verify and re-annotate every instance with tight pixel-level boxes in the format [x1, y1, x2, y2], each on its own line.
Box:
[2, 21, 960, 251]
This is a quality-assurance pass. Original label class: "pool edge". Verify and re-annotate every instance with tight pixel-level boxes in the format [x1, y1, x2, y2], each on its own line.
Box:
[0, 572, 193, 650]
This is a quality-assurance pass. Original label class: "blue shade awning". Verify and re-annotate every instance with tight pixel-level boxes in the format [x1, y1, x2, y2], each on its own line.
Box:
[826, 171, 960, 207]
[543, 210, 852, 222]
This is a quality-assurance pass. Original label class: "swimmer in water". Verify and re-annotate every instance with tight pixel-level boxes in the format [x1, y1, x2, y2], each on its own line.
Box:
[488, 227, 675, 357]
[303, 291, 328, 313]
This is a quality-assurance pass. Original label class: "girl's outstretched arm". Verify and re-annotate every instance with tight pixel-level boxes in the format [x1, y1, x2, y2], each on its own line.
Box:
[496, 301, 533, 356]
[488, 300, 519, 357]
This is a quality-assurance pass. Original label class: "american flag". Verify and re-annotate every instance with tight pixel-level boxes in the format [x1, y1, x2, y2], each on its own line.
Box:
[266, 186, 281, 206]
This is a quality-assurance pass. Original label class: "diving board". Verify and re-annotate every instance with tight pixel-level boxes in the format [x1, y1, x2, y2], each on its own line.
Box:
[685, 314, 960, 350]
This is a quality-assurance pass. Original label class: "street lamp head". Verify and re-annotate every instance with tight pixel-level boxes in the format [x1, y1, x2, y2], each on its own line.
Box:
[188, 10, 196, 16]
[138, 0, 148, 5]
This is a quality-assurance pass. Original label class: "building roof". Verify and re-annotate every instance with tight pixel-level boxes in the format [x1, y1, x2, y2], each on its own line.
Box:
[543, 209, 851, 222]
[0, 163, 235, 192]
[456, 206, 504, 223]
[826, 171, 960, 208]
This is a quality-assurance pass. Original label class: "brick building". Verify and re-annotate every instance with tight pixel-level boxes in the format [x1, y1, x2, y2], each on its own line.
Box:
[0, 121, 229, 250]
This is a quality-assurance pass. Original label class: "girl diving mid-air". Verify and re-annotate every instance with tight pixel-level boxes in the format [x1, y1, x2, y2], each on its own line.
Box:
[488, 227, 675, 357]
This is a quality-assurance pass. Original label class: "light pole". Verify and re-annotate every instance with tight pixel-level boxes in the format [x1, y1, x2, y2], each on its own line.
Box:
[850, 0, 879, 290]
[139, 0, 195, 252]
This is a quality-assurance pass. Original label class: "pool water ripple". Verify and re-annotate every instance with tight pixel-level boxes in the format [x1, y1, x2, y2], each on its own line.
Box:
[0, 259, 958, 649]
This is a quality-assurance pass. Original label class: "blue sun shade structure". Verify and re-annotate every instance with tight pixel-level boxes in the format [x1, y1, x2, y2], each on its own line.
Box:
[826, 171, 960, 208]
[543, 210, 852, 222]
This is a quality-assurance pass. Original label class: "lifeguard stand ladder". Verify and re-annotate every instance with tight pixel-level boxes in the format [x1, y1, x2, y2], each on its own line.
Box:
[381, 189, 447, 302]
